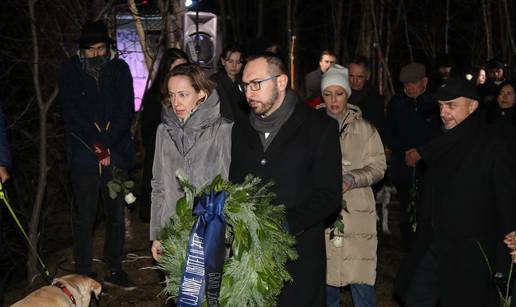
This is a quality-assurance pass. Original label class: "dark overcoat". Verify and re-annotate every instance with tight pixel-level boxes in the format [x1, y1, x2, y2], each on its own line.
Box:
[59, 54, 135, 173]
[229, 98, 342, 307]
[384, 91, 442, 186]
[395, 110, 516, 306]
[210, 70, 249, 122]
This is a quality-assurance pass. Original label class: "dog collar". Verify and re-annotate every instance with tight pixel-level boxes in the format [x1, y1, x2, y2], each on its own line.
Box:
[52, 280, 77, 306]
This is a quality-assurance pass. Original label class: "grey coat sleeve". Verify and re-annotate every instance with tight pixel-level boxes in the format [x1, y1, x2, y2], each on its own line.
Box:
[150, 125, 165, 241]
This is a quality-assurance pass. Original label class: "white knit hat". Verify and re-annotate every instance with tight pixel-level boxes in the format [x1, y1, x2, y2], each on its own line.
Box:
[321, 64, 352, 98]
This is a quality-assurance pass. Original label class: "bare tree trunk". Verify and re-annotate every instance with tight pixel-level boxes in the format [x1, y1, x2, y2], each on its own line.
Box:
[289, 0, 298, 89]
[156, 0, 173, 48]
[481, 0, 493, 59]
[356, 1, 373, 57]
[444, 0, 449, 54]
[401, 0, 414, 62]
[330, 0, 344, 57]
[94, 0, 115, 21]
[128, 0, 152, 70]
[370, 0, 394, 97]
[27, 0, 59, 283]
[257, 0, 264, 38]
[218, 0, 228, 44]
[227, 1, 240, 43]
[499, 0, 516, 57]
[171, 0, 186, 48]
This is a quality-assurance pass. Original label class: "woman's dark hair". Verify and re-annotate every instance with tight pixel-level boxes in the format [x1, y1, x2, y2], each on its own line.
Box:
[152, 48, 189, 90]
[495, 80, 516, 101]
[161, 63, 215, 106]
[470, 65, 485, 85]
[218, 44, 244, 70]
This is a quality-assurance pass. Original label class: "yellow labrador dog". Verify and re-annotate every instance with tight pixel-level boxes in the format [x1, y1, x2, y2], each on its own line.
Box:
[11, 274, 101, 307]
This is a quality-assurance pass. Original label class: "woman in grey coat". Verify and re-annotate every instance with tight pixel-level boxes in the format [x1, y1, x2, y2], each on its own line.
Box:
[150, 64, 233, 260]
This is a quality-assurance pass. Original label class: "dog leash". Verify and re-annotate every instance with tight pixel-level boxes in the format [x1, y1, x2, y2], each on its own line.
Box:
[0, 181, 51, 283]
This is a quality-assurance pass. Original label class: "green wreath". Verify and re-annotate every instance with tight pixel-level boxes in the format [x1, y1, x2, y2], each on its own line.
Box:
[156, 173, 298, 306]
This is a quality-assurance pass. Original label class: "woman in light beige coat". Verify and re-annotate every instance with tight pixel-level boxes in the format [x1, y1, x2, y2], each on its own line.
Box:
[320, 65, 386, 307]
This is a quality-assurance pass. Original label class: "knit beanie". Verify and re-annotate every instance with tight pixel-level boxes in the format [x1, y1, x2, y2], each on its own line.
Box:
[321, 64, 352, 98]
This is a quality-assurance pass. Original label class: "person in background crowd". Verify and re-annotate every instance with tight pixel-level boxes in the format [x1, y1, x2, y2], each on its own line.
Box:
[230, 53, 341, 306]
[467, 65, 486, 87]
[347, 56, 385, 140]
[211, 44, 249, 121]
[428, 53, 454, 93]
[304, 50, 337, 107]
[140, 48, 188, 223]
[479, 58, 507, 104]
[319, 65, 386, 307]
[486, 80, 516, 140]
[150, 64, 232, 261]
[398, 77, 516, 307]
[59, 20, 136, 289]
[384, 62, 442, 252]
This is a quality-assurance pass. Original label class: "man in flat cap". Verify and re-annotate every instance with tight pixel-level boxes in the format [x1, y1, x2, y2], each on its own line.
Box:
[384, 62, 442, 251]
[59, 20, 136, 290]
[396, 77, 516, 306]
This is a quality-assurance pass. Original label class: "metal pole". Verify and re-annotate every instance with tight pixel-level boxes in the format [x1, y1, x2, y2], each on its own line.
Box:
[195, 1, 200, 64]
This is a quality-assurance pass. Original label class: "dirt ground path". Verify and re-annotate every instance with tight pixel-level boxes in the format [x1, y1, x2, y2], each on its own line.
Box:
[5, 203, 404, 306]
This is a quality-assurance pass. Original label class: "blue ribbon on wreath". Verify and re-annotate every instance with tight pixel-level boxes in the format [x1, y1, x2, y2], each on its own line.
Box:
[177, 190, 227, 307]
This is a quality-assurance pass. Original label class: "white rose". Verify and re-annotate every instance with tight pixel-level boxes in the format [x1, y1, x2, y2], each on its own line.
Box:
[332, 236, 343, 248]
[124, 192, 137, 204]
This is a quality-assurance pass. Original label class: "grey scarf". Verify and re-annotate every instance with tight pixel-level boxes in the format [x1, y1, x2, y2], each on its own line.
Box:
[249, 90, 297, 151]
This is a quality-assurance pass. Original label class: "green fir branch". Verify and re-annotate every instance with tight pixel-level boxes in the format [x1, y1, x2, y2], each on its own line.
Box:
[156, 174, 298, 306]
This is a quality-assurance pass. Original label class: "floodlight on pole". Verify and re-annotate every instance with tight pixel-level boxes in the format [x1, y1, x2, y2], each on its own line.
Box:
[185, 0, 194, 8]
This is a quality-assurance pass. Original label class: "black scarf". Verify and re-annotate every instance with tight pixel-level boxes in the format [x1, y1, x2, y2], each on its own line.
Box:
[249, 90, 297, 151]
[349, 82, 371, 106]
[83, 55, 109, 81]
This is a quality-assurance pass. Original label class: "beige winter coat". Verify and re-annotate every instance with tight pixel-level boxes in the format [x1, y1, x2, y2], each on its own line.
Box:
[321, 104, 386, 287]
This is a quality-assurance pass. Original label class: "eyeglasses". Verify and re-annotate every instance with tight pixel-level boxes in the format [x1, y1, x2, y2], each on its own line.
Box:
[239, 75, 280, 92]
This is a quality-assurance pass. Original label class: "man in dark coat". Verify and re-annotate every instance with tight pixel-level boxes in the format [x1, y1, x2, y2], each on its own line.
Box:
[347, 55, 385, 140]
[385, 62, 442, 250]
[230, 53, 342, 306]
[59, 20, 136, 289]
[479, 59, 507, 104]
[304, 50, 337, 106]
[397, 77, 516, 306]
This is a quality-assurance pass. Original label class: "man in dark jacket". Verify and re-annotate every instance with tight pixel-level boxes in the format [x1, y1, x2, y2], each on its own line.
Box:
[479, 59, 507, 104]
[385, 62, 442, 250]
[230, 53, 342, 306]
[304, 50, 337, 106]
[398, 77, 516, 306]
[59, 20, 136, 290]
[347, 55, 385, 139]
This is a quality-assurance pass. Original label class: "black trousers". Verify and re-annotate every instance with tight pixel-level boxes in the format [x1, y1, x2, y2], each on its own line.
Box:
[406, 242, 499, 307]
[405, 244, 440, 307]
[71, 169, 126, 275]
[394, 183, 413, 251]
